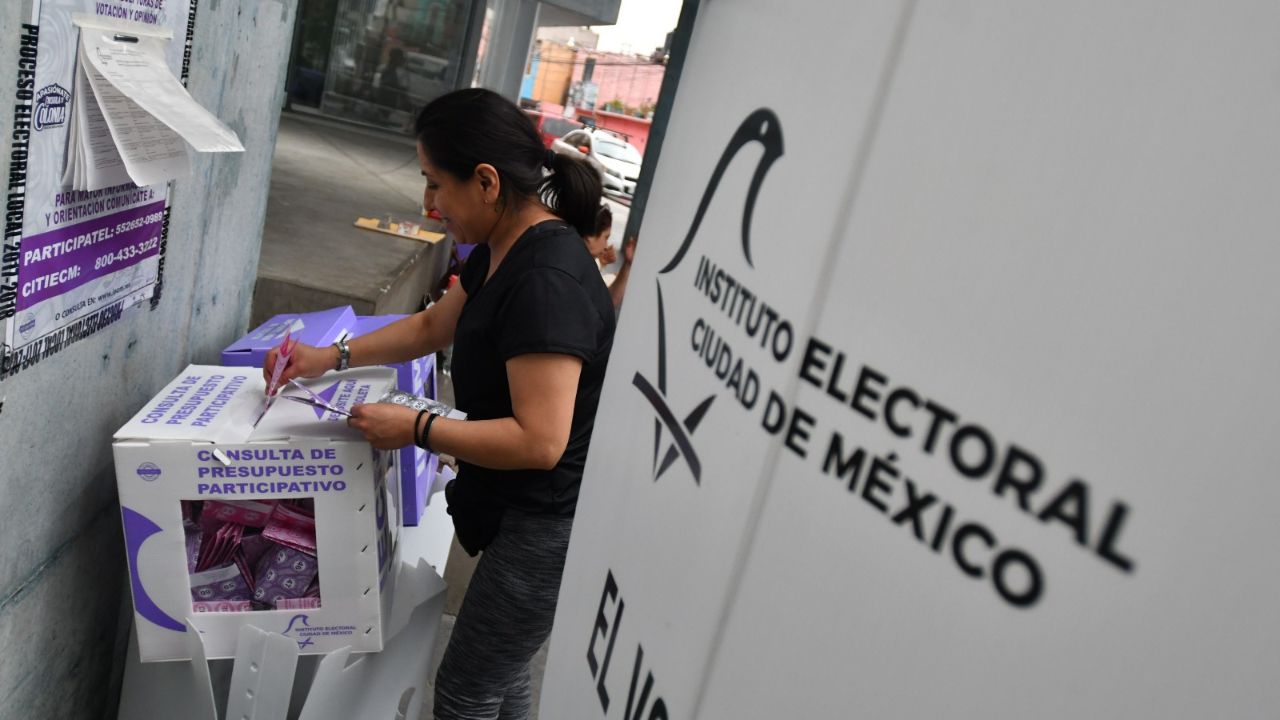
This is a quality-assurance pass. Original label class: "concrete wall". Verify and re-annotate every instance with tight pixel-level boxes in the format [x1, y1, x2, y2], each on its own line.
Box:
[0, 1, 297, 718]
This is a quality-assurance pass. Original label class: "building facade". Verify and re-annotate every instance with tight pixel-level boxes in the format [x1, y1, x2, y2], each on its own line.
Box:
[522, 38, 666, 154]
[286, 0, 620, 132]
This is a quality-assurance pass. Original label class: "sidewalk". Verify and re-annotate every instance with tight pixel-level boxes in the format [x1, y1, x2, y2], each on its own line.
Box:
[254, 112, 452, 327]
[256, 112, 627, 326]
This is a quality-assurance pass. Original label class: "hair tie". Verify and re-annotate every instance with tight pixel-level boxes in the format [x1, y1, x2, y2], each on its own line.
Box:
[413, 409, 430, 448]
[544, 149, 556, 170]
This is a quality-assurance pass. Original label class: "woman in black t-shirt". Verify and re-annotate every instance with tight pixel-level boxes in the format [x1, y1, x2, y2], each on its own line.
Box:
[266, 88, 614, 719]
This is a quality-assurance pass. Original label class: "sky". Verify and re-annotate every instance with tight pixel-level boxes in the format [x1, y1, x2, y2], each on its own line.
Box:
[591, 0, 684, 55]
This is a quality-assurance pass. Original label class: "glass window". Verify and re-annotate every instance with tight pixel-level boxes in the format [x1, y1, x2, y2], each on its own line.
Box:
[287, 0, 341, 108]
[314, 0, 477, 131]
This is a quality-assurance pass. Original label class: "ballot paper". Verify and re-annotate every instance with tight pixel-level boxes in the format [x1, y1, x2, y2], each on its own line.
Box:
[63, 14, 243, 191]
[283, 379, 355, 418]
[378, 389, 468, 420]
[279, 382, 468, 422]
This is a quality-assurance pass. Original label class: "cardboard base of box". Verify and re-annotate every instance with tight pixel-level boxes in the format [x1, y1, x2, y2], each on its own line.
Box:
[118, 530, 447, 720]
[414, 486, 454, 576]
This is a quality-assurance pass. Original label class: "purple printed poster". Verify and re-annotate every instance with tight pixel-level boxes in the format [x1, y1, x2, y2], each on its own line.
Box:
[0, 0, 196, 377]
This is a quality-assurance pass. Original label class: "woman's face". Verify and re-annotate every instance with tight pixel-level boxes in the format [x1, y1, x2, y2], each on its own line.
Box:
[585, 226, 612, 259]
[419, 143, 492, 245]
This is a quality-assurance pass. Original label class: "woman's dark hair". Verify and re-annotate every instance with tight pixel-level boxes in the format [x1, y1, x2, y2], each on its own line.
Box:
[414, 88, 602, 237]
[593, 204, 613, 236]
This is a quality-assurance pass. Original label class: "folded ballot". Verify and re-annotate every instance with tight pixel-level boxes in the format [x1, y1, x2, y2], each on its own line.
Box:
[64, 14, 243, 192]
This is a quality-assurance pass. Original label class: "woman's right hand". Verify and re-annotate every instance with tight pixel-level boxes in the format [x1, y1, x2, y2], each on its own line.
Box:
[600, 244, 618, 266]
[262, 342, 337, 392]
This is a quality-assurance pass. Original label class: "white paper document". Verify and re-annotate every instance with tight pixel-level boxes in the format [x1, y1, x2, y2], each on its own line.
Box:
[78, 42, 191, 187]
[65, 15, 244, 191]
[62, 49, 134, 190]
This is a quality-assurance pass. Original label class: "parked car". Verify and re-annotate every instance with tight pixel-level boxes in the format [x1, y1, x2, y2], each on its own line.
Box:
[524, 111, 585, 148]
[551, 128, 643, 197]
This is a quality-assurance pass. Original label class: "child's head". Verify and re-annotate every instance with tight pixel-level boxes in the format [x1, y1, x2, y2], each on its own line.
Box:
[584, 204, 613, 259]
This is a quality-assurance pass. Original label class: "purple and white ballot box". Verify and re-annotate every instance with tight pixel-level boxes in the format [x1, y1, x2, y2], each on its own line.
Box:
[220, 306, 356, 367]
[112, 365, 401, 662]
[349, 314, 437, 399]
[351, 314, 438, 525]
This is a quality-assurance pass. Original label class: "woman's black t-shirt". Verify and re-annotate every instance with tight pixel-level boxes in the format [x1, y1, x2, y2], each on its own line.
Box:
[449, 220, 615, 518]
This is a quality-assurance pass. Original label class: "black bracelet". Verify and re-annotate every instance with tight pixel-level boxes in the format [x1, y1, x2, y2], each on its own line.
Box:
[413, 409, 430, 448]
[422, 412, 440, 452]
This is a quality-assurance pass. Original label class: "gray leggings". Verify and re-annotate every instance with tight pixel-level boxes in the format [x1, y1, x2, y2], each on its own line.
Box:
[434, 510, 574, 720]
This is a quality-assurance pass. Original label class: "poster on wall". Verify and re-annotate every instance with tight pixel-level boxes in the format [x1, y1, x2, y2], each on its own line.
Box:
[540, 1, 1280, 718]
[0, 0, 196, 378]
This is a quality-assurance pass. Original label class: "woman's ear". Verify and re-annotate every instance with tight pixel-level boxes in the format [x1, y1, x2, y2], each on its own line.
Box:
[474, 164, 501, 204]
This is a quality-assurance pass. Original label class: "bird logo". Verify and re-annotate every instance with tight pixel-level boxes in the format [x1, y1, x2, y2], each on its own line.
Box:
[281, 614, 315, 648]
[633, 108, 784, 484]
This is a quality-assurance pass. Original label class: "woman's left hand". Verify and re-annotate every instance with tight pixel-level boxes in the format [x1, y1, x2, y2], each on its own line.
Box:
[622, 235, 637, 265]
[348, 402, 417, 449]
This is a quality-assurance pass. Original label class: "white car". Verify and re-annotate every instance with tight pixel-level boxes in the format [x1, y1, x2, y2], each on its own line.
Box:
[551, 128, 643, 197]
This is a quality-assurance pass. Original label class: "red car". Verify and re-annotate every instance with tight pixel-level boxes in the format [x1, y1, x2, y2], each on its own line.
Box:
[524, 111, 585, 148]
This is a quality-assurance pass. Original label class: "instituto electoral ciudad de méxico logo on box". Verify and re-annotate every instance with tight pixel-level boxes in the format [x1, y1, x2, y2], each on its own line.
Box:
[136, 463, 161, 481]
[34, 84, 70, 131]
[633, 108, 783, 485]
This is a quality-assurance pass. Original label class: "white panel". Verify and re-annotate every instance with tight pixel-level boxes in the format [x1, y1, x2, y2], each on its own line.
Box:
[540, 0, 910, 716]
[225, 625, 300, 720]
[697, 1, 1280, 717]
[297, 561, 446, 720]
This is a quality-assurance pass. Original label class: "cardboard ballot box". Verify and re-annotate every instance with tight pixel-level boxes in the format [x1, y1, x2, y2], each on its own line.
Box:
[351, 314, 438, 525]
[220, 306, 356, 367]
[112, 365, 400, 662]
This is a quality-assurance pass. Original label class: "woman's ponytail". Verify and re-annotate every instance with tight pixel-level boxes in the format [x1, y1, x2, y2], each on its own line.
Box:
[415, 89, 603, 238]
[542, 152, 603, 239]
